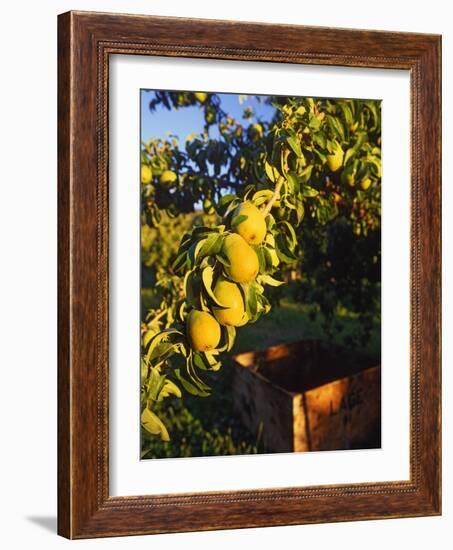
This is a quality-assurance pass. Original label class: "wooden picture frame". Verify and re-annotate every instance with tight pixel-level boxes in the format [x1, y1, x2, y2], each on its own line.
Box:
[58, 11, 441, 539]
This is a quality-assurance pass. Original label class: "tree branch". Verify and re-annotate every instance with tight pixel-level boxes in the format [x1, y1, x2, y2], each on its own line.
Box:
[263, 176, 285, 217]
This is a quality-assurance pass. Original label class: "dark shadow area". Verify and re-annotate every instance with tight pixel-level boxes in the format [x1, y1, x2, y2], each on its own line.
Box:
[236, 339, 378, 394]
[26, 516, 57, 534]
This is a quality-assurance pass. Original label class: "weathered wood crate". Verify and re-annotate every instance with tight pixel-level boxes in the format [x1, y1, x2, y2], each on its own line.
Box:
[232, 340, 381, 453]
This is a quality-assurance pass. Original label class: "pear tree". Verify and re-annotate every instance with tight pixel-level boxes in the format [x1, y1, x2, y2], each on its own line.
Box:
[140, 92, 381, 441]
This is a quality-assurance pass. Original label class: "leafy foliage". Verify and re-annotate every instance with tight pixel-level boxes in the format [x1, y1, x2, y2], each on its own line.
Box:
[140, 91, 381, 444]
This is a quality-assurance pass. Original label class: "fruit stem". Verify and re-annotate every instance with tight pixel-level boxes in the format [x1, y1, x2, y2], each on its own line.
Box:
[263, 176, 285, 217]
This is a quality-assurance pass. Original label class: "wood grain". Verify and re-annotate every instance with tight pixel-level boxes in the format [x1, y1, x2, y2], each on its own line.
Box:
[57, 11, 441, 539]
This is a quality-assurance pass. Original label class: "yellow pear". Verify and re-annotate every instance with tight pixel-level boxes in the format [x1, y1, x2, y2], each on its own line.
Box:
[222, 233, 259, 284]
[213, 279, 247, 327]
[187, 310, 221, 352]
[360, 177, 372, 190]
[159, 170, 177, 186]
[141, 164, 153, 185]
[232, 201, 267, 245]
[194, 92, 208, 103]
[326, 143, 344, 172]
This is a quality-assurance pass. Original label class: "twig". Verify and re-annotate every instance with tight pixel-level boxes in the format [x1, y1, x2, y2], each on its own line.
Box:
[263, 176, 285, 217]
[263, 148, 290, 217]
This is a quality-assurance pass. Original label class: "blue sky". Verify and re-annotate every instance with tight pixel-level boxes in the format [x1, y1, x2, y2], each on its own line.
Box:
[140, 90, 276, 144]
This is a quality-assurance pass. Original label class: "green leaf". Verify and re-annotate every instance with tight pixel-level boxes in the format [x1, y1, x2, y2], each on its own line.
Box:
[141, 358, 148, 385]
[302, 185, 319, 198]
[192, 225, 219, 237]
[314, 148, 327, 163]
[174, 368, 210, 397]
[171, 250, 188, 273]
[188, 238, 208, 266]
[326, 114, 345, 142]
[262, 246, 274, 271]
[338, 101, 354, 126]
[201, 266, 227, 307]
[252, 189, 274, 205]
[286, 173, 299, 194]
[309, 115, 322, 130]
[260, 274, 285, 287]
[295, 200, 305, 224]
[264, 161, 280, 183]
[218, 194, 237, 208]
[225, 325, 236, 352]
[205, 352, 222, 371]
[241, 283, 258, 320]
[278, 221, 297, 251]
[312, 132, 327, 149]
[275, 233, 297, 263]
[147, 342, 175, 364]
[145, 366, 166, 401]
[145, 329, 183, 364]
[298, 165, 313, 184]
[198, 233, 223, 258]
[193, 352, 211, 371]
[363, 100, 380, 131]
[184, 270, 201, 308]
[286, 135, 302, 158]
[158, 379, 182, 400]
[187, 355, 212, 391]
[231, 214, 248, 229]
[344, 131, 368, 165]
[141, 407, 170, 442]
[252, 245, 266, 274]
[215, 252, 230, 268]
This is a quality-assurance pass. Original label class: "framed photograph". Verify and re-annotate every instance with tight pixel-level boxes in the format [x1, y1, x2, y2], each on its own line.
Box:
[58, 11, 441, 538]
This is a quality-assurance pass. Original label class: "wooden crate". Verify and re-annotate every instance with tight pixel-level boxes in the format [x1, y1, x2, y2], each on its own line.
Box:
[232, 340, 381, 453]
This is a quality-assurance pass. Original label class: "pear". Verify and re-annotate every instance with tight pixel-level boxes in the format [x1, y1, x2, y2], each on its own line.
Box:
[360, 178, 372, 190]
[141, 164, 153, 185]
[232, 201, 267, 245]
[326, 142, 344, 172]
[187, 310, 221, 352]
[222, 233, 259, 284]
[194, 92, 208, 103]
[213, 279, 247, 327]
[159, 170, 177, 186]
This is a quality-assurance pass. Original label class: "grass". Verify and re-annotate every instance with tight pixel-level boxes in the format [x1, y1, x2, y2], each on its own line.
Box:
[236, 298, 380, 357]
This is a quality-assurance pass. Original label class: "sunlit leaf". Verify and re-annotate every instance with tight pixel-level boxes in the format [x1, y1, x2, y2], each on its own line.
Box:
[286, 135, 302, 158]
[260, 274, 285, 287]
[145, 328, 183, 364]
[141, 407, 170, 441]
[201, 266, 228, 307]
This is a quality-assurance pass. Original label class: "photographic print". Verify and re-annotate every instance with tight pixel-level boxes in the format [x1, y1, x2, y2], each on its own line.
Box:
[140, 89, 382, 460]
[58, 13, 441, 536]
